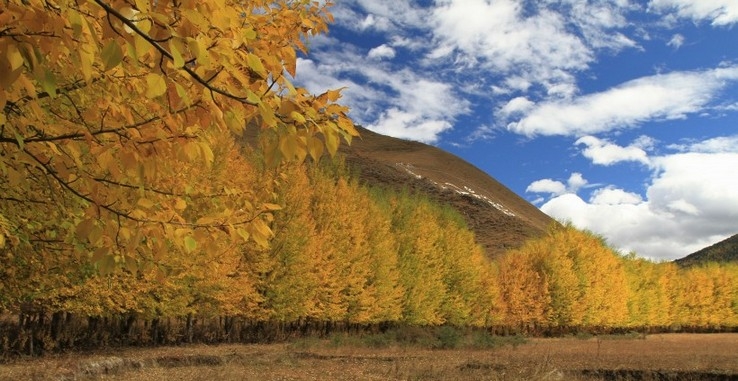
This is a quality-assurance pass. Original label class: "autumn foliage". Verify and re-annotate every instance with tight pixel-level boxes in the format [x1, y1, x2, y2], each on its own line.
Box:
[2, 0, 738, 358]
[0, 0, 357, 276]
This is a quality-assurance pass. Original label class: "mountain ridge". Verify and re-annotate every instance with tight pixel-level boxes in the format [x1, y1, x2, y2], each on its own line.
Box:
[676, 233, 738, 266]
[339, 126, 553, 257]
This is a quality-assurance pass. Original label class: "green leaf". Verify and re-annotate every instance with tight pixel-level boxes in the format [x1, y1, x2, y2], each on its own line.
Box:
[101, 40, 124, 71]
[184, 236, 197, 253]
[145, 73, 167, 98]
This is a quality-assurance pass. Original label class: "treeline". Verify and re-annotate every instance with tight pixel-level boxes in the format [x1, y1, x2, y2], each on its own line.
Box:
[496, 225, 738, 333]
[0, 158, 495, 354]
[1, 158, 737, 356]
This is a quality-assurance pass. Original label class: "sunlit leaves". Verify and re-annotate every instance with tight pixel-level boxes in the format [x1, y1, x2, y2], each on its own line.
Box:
[0, 0, 357, 288]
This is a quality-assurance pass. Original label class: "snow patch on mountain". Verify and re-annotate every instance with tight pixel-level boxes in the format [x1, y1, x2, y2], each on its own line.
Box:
[396, 162, 516, 217]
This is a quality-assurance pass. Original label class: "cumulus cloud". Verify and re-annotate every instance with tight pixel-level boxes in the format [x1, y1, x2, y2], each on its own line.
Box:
[526, 179, 568, 196]
[528, 144, 738, 260]
[575, 136, 652, 166]
[506, 66, 738, 136]
[526, 172, 588, 197]
[499, 97, 535, 118]
[367, 44, 396, 60]
[649, 0, 738, 26]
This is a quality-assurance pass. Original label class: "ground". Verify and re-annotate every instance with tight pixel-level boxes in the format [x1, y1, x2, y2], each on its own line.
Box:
[1, 333, 736, 380]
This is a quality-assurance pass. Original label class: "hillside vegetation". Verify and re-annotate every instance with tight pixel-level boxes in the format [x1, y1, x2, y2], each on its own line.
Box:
[677, 233, 738, 267]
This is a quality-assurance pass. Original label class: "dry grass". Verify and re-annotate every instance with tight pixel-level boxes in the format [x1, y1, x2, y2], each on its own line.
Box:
[1, 333, 737, 381]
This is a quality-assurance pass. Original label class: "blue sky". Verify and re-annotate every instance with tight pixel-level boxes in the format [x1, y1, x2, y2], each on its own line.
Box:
[295, 0, 738, 261]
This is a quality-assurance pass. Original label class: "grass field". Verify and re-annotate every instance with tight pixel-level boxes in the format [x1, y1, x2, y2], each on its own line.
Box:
[1, 333, 737, 380]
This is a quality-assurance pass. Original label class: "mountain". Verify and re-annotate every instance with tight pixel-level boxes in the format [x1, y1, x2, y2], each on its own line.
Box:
[676, 233, 738, 266]
[339, 127, 553, 257]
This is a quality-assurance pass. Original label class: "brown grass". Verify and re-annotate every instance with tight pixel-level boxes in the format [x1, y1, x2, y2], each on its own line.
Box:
[1, 333, 736, 381]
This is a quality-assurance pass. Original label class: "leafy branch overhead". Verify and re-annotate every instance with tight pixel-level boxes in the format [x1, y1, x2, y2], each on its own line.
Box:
[0, 0, 357, 274]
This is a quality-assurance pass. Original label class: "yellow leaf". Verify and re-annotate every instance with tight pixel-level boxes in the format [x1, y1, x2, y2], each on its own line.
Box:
[242, 27, 257, 40]
[199, 142, 214, 166]
[258, 103, 277, 127]
[236, 228, 250, 241]
[137, 198, 155, 210]
[261, 203, 282, 211]
[289, 111, 306, 124]
[247, 53, 266, 77]
[145, 73, 166, 98]
[170, 39, 185, 69]
[325, 88, 344, 102]
[134, 35, 152, 59]
[174, 198, 187, 211]
[7, 43, 24, 71]
[307, 136, 324, 161]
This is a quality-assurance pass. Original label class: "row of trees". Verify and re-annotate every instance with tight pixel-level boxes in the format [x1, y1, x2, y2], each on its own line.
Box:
[2, 156, 737, 354]
[496, 225, 738, 332]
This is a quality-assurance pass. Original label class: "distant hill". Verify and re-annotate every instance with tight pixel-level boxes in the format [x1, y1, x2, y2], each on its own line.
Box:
[339, 126, 553, 257]
[676, 233, 738, 266]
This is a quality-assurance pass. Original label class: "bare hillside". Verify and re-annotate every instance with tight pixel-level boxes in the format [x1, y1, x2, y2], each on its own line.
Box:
[339, 127, 553, 257]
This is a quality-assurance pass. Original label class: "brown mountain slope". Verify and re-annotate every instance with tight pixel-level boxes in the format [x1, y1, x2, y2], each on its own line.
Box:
[675, 233, 738, 266]
[339, 127, 553, 257]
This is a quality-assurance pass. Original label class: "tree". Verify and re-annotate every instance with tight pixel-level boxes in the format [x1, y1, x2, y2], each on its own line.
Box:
[496, 250, 550, 331]
[0, 0, 357, 294]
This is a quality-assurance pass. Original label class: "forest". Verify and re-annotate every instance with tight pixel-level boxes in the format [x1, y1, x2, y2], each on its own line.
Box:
[1, 0, 737, 357]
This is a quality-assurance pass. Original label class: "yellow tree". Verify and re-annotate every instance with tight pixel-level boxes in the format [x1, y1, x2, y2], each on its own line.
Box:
[435, 208, 493, 326]
[251, 163, 321, 322]
[0, 0, 356, 312]
[391, 197, 447, 325]
[495, 250, 550, 331]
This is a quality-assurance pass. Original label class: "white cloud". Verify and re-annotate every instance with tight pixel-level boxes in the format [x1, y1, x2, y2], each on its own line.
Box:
[368, 109, 452, 143]
[668, 135, 738, 153]
[506, 66, 738, 136]
[525, 172, 588, 196]
[560, 0, 639, 51]
[334, 0, 429, 32]
[430, 0, 593, 94]
[295, 43, 469, 143]
[526, 179, 567, 196]
[367, 44, 396, 60]
[649, 0, 738, 26]
[590, 187, 643, 205]
[667, 33, 685, 49]
[499, 97, 535, 118]
[567, 172, 589, 192]
[575, 135, 651, 166]
[531, 148, 738, 260]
